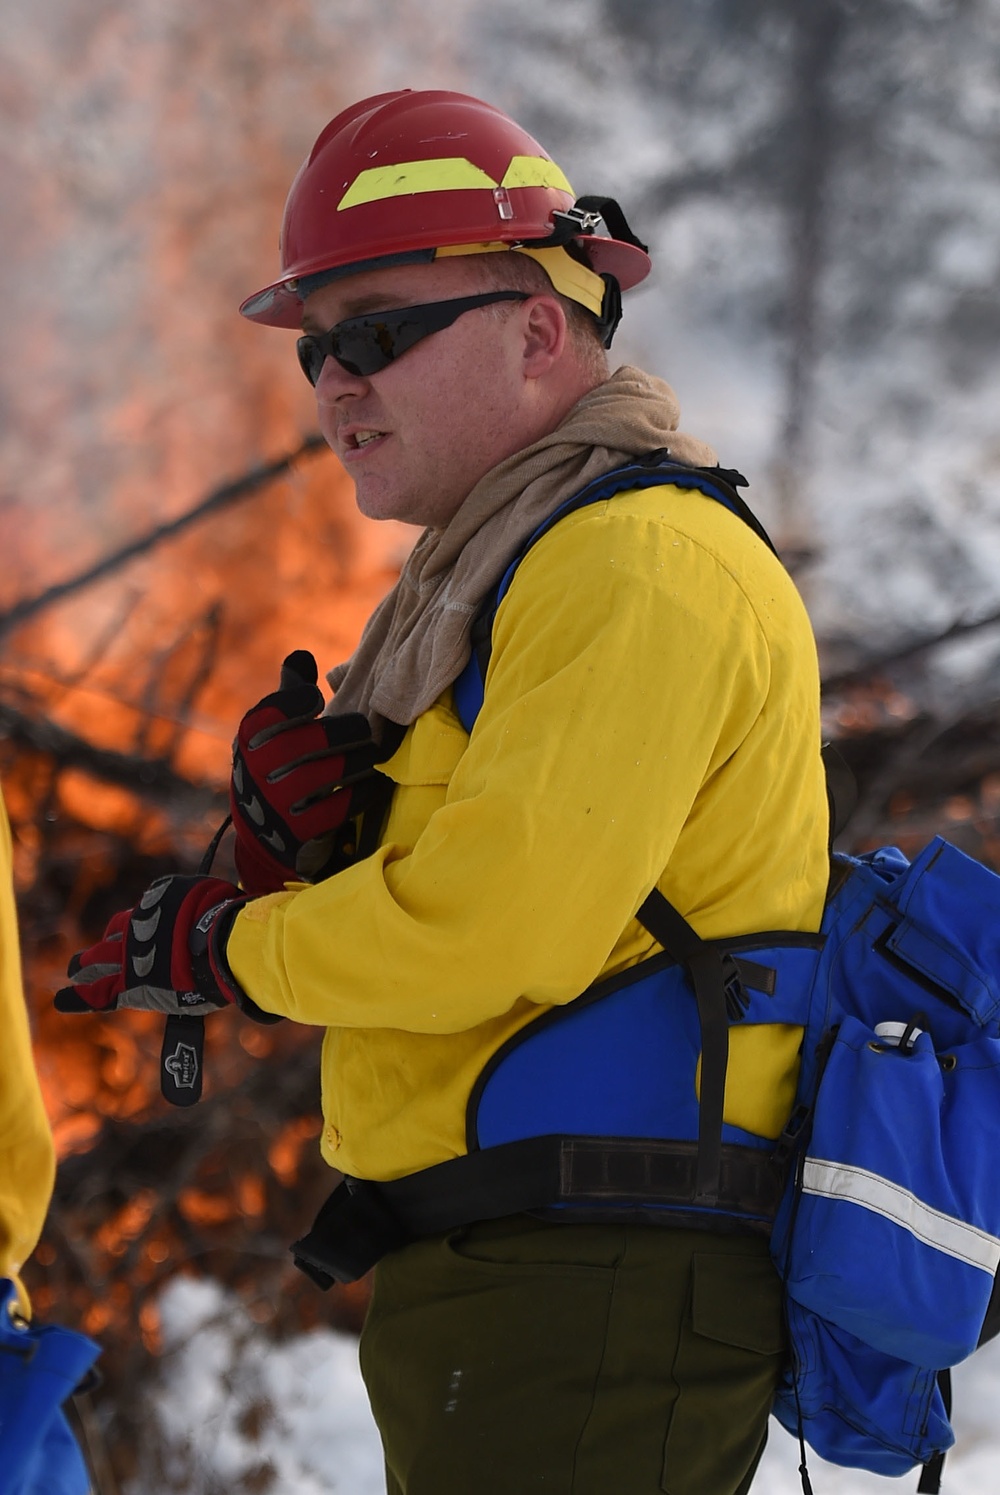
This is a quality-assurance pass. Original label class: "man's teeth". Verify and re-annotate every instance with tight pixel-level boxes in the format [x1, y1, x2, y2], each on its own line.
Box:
[355, 431, 384, 447]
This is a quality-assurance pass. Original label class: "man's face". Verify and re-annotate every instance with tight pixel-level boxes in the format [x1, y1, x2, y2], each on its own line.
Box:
[302, 258, 535, 529]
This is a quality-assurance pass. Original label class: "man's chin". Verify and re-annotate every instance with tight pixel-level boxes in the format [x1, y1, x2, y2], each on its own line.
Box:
[355, 472, 448, 525]
[353, 480, 416, 525]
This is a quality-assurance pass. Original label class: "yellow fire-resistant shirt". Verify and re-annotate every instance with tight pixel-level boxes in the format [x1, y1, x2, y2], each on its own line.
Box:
[0, 788, 56, 1313]
[228, 483, 830, 1182]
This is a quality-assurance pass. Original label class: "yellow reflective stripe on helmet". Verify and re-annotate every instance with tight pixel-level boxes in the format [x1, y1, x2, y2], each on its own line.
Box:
[338, 155, 572, 210]
[500, 156, 574, 195]
[338, 158, 498, 209]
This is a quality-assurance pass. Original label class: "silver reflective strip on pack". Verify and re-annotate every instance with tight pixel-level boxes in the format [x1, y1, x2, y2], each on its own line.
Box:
[802, 1158, 1000, 1275]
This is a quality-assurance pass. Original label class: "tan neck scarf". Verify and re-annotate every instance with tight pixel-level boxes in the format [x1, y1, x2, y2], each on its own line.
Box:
[327, 365, 717, 736]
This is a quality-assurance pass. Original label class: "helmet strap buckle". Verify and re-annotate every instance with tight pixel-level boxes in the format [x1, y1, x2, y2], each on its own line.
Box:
[518, 196, 649, 256]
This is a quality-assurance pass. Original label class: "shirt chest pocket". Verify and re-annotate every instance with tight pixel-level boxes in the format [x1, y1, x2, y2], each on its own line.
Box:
[379, 696, 469, 849]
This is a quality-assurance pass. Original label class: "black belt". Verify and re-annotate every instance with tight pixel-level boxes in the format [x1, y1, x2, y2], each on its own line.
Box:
[291, 1135, 785, 1287]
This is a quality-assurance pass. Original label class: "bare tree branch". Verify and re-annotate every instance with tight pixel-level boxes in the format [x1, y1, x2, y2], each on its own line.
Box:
[0, 434, 328, 638]
[822, 606, 1000, 694]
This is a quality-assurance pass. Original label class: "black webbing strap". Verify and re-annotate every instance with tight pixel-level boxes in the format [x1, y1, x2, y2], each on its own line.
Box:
[291, 1135, 782, 1287]
[573, 195, 650, 252]
[821, 741, 857, 844]
[158, 811, 235, 1108]
[978, 1268, 1000, 1346]
[634, 887, 733, 1206]
[519, 195, 649, 255]
[917, 1369, 952, 1494]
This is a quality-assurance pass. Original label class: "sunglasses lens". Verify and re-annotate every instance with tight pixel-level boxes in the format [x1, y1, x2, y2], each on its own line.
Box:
[295, 330, 386, 383]
[333, 324, 392, 378]
[296, 337, 326, 386]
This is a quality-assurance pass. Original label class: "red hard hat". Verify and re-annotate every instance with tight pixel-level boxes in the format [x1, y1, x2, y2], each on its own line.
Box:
[240, 89, 651, 329]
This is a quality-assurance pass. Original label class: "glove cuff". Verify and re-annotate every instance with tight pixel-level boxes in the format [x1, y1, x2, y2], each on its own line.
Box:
[201, 901, 284, 1026]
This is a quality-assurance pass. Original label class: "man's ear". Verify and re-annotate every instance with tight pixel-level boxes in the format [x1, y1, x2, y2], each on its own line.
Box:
[520, 296, 567, 378]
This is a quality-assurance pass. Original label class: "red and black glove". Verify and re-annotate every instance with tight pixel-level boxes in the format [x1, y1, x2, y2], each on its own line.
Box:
[54, 874, 266, 1019]
[230, 650, 386, 894]
[54, 873, 280, 1107]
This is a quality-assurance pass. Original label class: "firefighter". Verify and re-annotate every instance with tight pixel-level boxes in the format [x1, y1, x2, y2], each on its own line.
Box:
[0, 786, 54, 1325]
[2, 783, 98, 1494]
[59, 91, 829, 1495]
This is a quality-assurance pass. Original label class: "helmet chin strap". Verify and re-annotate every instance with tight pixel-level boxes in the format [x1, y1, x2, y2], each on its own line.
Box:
[595, 274, 624, 349]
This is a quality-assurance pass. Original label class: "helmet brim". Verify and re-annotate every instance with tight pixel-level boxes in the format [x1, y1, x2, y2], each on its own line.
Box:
[240, 234, 651, 329]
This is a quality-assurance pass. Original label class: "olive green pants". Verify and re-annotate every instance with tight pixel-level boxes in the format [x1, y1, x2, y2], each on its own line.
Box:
[358, 1215, 786, 1495]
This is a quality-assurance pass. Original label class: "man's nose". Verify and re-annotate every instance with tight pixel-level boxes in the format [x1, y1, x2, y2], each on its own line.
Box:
[314, 355, 370, 401]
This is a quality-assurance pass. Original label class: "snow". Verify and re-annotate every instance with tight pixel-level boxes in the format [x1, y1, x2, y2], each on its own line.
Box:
[131, 1277, 385, 1495]
[134, 1275, 1000, 1495]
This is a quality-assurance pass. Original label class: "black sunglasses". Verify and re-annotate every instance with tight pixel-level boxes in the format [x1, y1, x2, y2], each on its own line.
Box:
[296, 290, 530, 385]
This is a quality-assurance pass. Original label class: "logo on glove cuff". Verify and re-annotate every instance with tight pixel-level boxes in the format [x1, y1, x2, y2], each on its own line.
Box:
[197, 901, 230, 935]
[164, 1042, 199, 1089]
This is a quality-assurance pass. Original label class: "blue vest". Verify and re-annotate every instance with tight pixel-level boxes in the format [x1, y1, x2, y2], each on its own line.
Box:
[452, 456, 816, 1229]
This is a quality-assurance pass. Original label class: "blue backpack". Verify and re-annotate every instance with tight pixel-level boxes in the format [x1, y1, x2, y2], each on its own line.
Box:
[0, 1279, 100, 1495]
[768, 840, 1000, 1491]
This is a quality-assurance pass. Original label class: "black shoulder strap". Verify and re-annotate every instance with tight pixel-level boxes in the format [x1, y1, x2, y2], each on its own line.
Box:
[634, 886, 739, 1207]
[639, 451, 779, 558]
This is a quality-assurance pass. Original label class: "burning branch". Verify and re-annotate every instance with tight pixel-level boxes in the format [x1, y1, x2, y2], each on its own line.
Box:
[134, 602, 226, 765]
[0, 696, 223, 810]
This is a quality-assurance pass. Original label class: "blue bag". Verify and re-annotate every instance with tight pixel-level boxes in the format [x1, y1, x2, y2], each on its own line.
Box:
[770, 836, 1000, 1480]
[785, 1014, 1000, 1369]
[0, 1279, 100, 1495]
[772, 1298, 953, 1475]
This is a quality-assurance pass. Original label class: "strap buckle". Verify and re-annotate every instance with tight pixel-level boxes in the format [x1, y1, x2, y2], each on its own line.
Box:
[515, 197, 649, 255]
[539, 206, 608, 243]
[771, 1103, 811, 1173]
